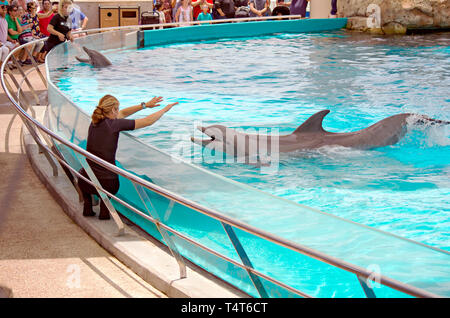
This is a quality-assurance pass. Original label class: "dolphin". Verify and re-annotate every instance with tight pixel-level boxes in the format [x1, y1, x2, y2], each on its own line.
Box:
[75, 46, 112, 68]
[191, 110, 449, 160]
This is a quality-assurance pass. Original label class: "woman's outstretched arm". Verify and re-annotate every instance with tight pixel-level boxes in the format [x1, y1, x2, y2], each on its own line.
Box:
[134, 102, 178, 129]
[118, 96, 164, 119]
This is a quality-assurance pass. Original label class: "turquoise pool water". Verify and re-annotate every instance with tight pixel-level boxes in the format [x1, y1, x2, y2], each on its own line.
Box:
[55, 31, 450, 254]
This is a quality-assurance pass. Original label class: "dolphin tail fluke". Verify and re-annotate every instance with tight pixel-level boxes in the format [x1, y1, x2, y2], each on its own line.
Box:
[293, 110, 330, 134]
[75, 56, 90, 63]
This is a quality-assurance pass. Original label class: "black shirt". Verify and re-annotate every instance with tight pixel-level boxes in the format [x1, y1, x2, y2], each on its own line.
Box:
[47, 14, 72, 47]
[215, 0, 236, 18]
[86, 118, 135, 179]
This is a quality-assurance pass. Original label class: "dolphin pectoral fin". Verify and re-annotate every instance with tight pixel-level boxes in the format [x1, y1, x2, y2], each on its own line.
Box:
[75, 56, 90, 63]
[293, 110, 330, 134]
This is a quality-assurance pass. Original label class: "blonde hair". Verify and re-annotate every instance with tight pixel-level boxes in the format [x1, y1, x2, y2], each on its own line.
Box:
[58, 0, 72, 16]
[92, 95, 119, 125]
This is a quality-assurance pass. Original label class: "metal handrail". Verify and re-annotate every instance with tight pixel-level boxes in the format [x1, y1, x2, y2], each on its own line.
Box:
[0, 24, 444, 298]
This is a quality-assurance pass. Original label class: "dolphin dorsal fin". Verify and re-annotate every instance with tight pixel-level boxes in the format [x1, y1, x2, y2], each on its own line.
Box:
[293, 110, 330, 134]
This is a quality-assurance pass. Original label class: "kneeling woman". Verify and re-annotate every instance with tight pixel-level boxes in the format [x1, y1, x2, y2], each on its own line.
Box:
[78, 95, 178, 219]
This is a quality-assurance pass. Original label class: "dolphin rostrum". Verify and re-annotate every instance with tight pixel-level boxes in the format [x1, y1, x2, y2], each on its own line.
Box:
[75, 46, 112, 68]
[191, 110, 449, 160]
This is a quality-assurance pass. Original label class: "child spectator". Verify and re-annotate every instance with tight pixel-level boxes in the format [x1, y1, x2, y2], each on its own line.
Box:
[192, 0, 213, 21]
[196, 3, 212, 22]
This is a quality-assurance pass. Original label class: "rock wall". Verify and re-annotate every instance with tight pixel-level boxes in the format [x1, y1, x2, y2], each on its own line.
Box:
[338, 0, 450, 34]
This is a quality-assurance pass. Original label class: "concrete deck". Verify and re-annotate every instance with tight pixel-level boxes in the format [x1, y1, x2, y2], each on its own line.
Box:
[0, 64, 247, 298]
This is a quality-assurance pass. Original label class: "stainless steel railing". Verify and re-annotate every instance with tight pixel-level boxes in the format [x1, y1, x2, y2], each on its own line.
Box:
[0, 21, 442, 298]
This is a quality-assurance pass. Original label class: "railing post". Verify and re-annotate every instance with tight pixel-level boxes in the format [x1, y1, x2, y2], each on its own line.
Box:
[222, 222, 269, 298]
[133, 183, 187, 279]
[357, 275, 377, 298]
[9, 54, 40, 105]
[23, 45, 47, 88]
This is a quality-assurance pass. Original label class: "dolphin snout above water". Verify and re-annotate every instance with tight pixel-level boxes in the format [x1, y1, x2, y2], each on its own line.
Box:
[75, 46, 112, 68]
[190, 110, 449, 160]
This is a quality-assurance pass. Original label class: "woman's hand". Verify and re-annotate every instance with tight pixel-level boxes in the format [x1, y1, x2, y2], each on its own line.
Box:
[145, 96, 164, 108]
[58, 32, 65, 42]
[164, 102, 178, 112]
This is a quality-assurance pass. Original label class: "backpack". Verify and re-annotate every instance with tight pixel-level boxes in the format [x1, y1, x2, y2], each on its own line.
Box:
[235, 6, 250, 18]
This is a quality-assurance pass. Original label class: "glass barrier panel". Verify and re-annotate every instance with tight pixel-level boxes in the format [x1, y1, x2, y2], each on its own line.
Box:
[44, 28, 450, 298]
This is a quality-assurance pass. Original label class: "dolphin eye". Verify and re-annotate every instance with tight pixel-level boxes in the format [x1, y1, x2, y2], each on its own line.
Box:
[210, 135, 215, 141]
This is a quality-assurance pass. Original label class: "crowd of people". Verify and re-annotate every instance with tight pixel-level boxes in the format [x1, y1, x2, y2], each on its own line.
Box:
[0, 0, 338, 67]
[0, 0, 87, 67]
[154, 0, 338, 25]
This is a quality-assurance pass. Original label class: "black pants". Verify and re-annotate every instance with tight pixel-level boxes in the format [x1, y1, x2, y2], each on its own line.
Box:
[78, 168, 119, 217]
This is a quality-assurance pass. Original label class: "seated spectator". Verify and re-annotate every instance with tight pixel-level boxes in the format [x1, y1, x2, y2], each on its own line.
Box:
[192, 0, 212, 21]
[213, 0, 235, 19]
[175, 0, 192, 26]
[196, 4, 212, 22]
[69, 3, 88, 38]
[0, 0, 20, 67]
[249, 0, 270, 17]
[6, 3, 31, 64]
[37, 0, 53, 36]
[22, 1, 45, 62]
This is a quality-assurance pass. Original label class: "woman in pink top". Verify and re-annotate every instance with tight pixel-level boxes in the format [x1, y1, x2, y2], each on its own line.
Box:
[38, 0, 54, 36]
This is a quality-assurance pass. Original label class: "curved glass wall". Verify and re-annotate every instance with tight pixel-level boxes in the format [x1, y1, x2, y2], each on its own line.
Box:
[45, 22, 450, 298]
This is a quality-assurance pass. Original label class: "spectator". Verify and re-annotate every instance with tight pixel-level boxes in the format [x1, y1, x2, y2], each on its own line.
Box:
[154, 1, 166, 28]
[192, 0, 212, 21]
[22, 1, 45, 62]
[213, 0, 235, 19]
[0, 0, 20, 67]
[78, 95, 177, 220]
[6, 3, 31, 64]
[249, 0, 270, 17]
[159, 0, 172, 24]
[290, 0, 308, 17]
[175, 0, 192, 26]
[272, 0, 290, 16]
[196, 3, 212, 22]
[171, 0, 180, 22]
[69, 3, 88, 38]
[40, 0, 73, 58]
[37, 0, 53, 36]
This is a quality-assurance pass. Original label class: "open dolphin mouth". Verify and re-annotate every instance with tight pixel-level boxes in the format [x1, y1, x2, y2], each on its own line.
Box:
[190, 126, 215, 145]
